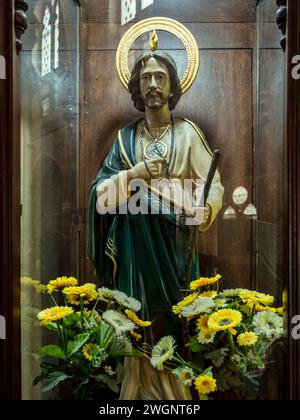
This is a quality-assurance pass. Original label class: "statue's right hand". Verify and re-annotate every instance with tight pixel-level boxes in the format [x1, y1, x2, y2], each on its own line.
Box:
[128, 158, 165, 180]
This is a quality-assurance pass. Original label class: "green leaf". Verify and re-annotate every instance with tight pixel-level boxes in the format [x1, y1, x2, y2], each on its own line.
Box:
[188, 336, 206, 353]
[46, 322, 58, 331]
[94, 322, 114, 348]
[33, 375, 43, 386]
[39, 345, 65, 360]
[116, 362, 126, 383]
[42, 371, 72, 393]
[92, 348, 109, 368]
[201, 366, 214, 377]
[93, 374, 119, 394]
[67, 333, 90, 358]
[63, 313, 78, 327]
[205, 347, 229, 368]
[110, 339, 134, 358]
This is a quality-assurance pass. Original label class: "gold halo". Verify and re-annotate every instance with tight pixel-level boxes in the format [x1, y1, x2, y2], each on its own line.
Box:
[116, 17, 200, 94]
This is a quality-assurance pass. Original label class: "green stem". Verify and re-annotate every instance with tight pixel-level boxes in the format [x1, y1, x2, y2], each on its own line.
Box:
[172, 356, 192, 369]
[49, 293, 58, 307]
[91, 298, 100, 313]
[57, 322, 67, 358]
[228, 331, 235, 355]
[80, 296, 84, 331]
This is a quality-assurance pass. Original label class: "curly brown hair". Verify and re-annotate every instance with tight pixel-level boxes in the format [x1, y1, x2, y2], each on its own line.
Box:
[128, 53, 182, 112]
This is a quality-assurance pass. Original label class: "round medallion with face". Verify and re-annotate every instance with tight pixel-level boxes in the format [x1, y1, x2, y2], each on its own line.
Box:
[144, 141, 168, 159]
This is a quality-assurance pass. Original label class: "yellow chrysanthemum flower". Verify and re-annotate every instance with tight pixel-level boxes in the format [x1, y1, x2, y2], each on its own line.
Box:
[125, 310, 152, 327]
[239, 290, 274, 307]
[82, 343, 96, 361]
[254, 303, 277, 313]
[47, 276, 78, 294]
[240, 305, 252, 316]
[199, 291, 218, 299]
[197, 315, 210, 333]
[237, 332, 258, 347]
[254, 304, 283, 315]
[63, 283, 98, 305]
[172, 293, 198, 315]
[194, 375, 217, 395]
[130, 331, 142, 341]
[190, 274, 221, 291]
[37, 306, 73, 326]
[208, 309, 243, 332]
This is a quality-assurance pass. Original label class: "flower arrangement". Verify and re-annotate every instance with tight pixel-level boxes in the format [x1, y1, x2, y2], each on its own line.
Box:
[34, 277, 151, 400]
[150, 274, 284, 400]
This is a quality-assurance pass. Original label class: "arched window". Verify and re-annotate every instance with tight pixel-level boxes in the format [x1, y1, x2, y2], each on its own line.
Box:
[41, 6, 51, 76]
[41, 1, 60, 76]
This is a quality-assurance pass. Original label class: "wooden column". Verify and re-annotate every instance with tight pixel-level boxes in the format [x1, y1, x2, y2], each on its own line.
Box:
[0, 0, 28, 400]
[285, 0, 300, 401]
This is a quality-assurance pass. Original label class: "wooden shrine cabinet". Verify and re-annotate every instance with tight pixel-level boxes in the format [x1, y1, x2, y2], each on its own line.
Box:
[0, 0, 300, 400]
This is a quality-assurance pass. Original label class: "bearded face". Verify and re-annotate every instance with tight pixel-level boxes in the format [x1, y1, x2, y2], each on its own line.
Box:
[139, 57, 172, 110]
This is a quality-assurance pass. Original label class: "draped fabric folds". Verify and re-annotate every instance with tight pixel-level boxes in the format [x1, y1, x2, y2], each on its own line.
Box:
[88, 120, 199, 344]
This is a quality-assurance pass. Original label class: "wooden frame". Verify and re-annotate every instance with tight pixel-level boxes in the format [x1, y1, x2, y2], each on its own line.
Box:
[0, 0, 24, 400]
[285, 0, 300, 401]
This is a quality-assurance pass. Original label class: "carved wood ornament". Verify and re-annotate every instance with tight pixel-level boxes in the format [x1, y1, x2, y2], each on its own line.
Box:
[14, 0, 29, 55]
[275, 0, 287, 52]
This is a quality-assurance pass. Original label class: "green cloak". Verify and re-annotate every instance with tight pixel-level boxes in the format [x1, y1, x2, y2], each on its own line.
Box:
[87, 120, 199, 343]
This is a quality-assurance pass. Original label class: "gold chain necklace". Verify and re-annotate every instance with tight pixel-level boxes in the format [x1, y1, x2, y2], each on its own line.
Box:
[143, 121, 171, 160]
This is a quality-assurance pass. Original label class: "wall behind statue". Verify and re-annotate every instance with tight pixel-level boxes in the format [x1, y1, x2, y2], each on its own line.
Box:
[80, 0, 283, 305]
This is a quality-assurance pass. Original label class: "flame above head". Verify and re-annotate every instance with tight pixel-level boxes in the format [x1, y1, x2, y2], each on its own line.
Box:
[149, 30, 158, 52]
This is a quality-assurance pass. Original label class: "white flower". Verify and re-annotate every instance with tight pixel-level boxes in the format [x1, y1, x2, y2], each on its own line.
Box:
[102, 310, 135, 336]
[151, 336, 176, 371]
[219, 288, 250, 298]
[173, 367, 195, 386]
[98, 287, 113, 302]
[197, 330, 216, 344]
[110, 290, 141, 312]
[181, 297, 215, 318]
[252, 311, 283, 338]
[214, 298, 227, 308]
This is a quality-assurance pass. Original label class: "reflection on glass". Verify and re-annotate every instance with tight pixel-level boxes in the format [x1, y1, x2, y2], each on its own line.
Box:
[121, 0, 137, 25]
[41, 6, 51, 76]
[233, 186, 248, 206]
[255, 0, 285, 400]
[141, 0, 154, 10]
[20, 0, 80, 400]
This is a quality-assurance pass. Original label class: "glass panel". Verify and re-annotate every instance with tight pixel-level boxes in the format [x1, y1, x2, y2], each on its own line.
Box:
[20, 0, 80, 399]
[255, 0, 285, 400]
